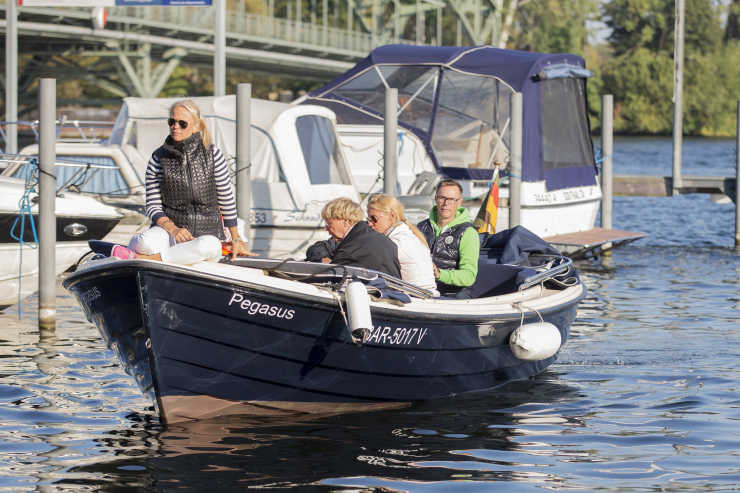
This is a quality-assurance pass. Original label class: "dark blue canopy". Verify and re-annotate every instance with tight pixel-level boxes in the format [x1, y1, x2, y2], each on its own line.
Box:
[305, 45, 597, 190]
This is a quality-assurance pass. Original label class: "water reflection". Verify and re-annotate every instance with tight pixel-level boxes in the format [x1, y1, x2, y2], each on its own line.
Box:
[67, 377, 581, 490]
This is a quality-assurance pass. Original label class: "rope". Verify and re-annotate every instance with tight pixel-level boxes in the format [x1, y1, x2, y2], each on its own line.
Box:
[513, 301, 544, 326]
[9, 159, 40, 317]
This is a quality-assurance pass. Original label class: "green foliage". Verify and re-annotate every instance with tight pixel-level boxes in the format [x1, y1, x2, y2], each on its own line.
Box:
[603, 0, 721, 55]
[515, 0, 598, 53]
[599, 0, 735, 135]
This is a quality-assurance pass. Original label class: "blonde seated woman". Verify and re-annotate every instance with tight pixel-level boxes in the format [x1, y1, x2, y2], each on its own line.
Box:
[367, 194, 439, 296]
[111, 99, 255, 263]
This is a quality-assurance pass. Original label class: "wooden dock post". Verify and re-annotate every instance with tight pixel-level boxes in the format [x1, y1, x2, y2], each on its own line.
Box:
[384, 87, 398, 195]
[38, 78, 56, 330]
[236, 83, 252, 242]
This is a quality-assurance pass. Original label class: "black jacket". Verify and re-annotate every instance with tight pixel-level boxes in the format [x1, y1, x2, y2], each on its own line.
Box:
[331, 221, 401, 278]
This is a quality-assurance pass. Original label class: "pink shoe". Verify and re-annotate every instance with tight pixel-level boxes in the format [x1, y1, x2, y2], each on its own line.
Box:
[111, 245, 137, 260]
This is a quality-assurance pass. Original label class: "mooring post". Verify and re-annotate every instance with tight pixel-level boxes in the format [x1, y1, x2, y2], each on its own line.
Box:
[214, 0, 226, 97]
[236, 83, 252, 243]
[601, 95, 614, 256]
[510, 92, 523, 228]
[38, 78, 56, 330]
[672, 0, 685, 195]
[5, 0, 18, 154]
[384, 87, 398, 195]
[735, 101, 740, 251]
[601, 94, 614, 221]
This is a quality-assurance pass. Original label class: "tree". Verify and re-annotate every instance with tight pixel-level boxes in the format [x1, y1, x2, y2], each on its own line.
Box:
[600, 0, 728, 134]
[515, 0, 598, 53]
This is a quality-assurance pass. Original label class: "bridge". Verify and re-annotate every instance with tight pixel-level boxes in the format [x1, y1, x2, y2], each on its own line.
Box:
[1, 1, 504, 101]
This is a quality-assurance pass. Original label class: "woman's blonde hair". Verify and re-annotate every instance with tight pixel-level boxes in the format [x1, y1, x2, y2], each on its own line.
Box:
[170, 99, 212, 149]
[367, 194, 428, 247]
[321, 197, 364, 224]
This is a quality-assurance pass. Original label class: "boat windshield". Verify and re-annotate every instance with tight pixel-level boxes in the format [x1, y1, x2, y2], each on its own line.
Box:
[11, 156, 129, 195]
[108, 103, 128, 146]
[296, 115, 349, 185]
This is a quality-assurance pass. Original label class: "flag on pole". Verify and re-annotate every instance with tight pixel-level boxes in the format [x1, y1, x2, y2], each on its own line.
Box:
[474, 166, 500, 234]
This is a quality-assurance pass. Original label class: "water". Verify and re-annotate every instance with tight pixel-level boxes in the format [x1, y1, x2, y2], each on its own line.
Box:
[1, 136, 738, 491]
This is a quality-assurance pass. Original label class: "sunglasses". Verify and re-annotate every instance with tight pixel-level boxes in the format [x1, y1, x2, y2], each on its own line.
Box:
[168, 118, 189, 129]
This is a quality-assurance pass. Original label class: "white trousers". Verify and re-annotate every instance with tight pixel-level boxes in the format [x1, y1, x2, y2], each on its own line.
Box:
[128, 226, 174, 255]
[128, 226, 221, 264]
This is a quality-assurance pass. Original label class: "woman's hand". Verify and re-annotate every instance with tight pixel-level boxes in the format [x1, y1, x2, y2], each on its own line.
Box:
[231, 238, 257, 260]
[171, 226, 194, 243]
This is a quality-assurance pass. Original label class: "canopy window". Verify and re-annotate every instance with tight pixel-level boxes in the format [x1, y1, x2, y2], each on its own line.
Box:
[296, 115, 348, 185]
[432, 71, 512, 171]
[541, 78, 595, 173]
[333, 65, 438, 133]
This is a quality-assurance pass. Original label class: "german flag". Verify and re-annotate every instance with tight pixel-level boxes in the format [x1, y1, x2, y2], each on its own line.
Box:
[474, 166, 500, 234]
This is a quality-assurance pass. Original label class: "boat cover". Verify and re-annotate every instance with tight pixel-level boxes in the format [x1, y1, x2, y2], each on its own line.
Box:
[479, 225, 562, 265]
[303, 45, 597, 190]
[469, 226, 564, 298]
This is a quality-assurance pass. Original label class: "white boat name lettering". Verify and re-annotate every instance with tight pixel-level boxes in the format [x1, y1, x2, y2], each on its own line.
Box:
[366, 325, 428, 345]
[228, 293, 295, 319]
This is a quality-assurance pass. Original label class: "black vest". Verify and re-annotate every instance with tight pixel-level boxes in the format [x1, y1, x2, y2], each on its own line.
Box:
[155, 133, 225, 240]
[418, 218, 474, 294]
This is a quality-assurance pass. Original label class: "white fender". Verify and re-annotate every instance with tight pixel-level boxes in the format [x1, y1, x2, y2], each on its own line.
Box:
[509, 321, 562, 361]
[345, 281, 372, 341]
[160, 235, 222, 265]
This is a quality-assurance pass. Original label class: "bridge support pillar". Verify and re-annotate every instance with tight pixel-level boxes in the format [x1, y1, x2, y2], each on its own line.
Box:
[115, 43, 187, 98]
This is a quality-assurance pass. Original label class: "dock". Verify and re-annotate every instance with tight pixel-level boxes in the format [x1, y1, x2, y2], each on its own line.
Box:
[614, 175, 737, 200]
[544, 228, 647, 260]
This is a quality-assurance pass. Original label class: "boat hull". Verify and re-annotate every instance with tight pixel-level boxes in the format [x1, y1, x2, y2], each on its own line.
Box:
[64, 260, 583, 424]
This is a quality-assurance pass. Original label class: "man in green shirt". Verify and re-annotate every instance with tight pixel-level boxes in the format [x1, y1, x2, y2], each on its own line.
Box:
[417, 179, 480, 298]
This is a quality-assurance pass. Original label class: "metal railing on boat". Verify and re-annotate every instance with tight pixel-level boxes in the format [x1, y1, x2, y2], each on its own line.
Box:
[0, 153, 121, 195]
[517, 255, 577, 291]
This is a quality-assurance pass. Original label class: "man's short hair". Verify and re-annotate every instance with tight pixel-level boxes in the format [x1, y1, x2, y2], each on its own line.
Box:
[435, 179, 463, 196]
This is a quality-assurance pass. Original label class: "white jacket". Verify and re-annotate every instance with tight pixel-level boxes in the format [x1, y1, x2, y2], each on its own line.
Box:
[386, 222, 439, 295]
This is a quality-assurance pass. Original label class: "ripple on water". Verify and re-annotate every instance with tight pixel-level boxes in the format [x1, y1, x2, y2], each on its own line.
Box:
[0, 190, 739, 492]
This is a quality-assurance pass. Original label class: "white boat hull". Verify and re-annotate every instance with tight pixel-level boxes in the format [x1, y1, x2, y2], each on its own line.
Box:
[0, 242, 90, 309]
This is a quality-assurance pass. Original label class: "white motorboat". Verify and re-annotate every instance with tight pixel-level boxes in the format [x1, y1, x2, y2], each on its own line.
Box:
[299, 44, 604, 239]
[9, 96, 365, 258]
[0, 173, 122, 310]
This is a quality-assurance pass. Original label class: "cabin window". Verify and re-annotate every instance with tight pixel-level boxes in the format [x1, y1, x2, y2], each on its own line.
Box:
[12, 155, 129, 195]
[295, 115, 345, 185]
[431, 71, 512, 170]
[541, 78, 594, 171]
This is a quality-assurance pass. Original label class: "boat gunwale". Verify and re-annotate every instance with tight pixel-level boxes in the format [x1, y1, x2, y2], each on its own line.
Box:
[64, 257, 586, 323]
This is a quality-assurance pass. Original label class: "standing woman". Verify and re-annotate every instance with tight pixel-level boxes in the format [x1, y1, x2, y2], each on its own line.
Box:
[129, 99, 252, 260]
[367, 194, 438, 295]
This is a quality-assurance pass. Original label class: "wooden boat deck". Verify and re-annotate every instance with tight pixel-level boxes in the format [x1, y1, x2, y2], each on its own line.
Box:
[544, 228, 646, 259]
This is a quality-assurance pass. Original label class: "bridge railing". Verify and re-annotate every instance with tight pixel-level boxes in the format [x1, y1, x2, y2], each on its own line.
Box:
[102, 6, 416, 55]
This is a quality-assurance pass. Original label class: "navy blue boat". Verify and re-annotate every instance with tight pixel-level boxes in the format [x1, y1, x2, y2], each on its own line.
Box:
[64, 227, 585, 424]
